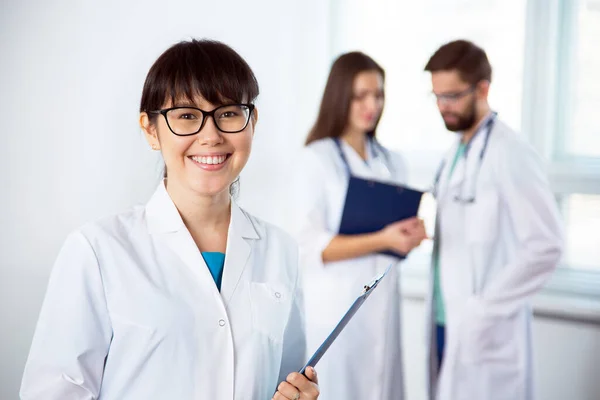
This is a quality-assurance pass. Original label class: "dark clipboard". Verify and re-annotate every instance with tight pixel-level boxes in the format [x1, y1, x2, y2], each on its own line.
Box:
[338, 176, 424, 259]
[298, 264, 393, 375]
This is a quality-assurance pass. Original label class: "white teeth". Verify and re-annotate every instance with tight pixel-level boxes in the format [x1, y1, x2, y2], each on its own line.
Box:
[191, 155, 227, 165]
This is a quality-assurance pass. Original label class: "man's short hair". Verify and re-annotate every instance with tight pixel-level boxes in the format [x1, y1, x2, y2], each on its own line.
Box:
[425, 40, 492, 85]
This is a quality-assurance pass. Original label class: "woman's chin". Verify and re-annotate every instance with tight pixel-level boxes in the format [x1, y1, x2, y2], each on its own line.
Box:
[188, 180, 232, 198]
[352, 121, 377, 133]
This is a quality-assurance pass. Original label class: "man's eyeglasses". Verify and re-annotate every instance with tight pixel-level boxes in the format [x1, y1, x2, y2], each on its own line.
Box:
[431, 86, 476, 105]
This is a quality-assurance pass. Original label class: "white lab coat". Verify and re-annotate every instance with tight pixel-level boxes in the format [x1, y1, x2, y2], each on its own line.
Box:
[427, 119, 563, 400]
[289, 137, 407, 400]
[21, 181, 305, 400]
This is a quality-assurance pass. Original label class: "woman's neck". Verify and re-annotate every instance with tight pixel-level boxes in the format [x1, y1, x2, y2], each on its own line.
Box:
[165, 179, 231, 252]
[340, 129, 368, 160]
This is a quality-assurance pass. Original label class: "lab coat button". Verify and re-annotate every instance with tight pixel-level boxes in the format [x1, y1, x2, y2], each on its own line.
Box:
[274, 292, 281, 299]
[218, 319, 226, 327]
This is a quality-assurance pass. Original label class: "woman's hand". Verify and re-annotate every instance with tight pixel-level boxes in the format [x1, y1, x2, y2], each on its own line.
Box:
[273, 367, 319, 400]
[379, 217, 427, 255]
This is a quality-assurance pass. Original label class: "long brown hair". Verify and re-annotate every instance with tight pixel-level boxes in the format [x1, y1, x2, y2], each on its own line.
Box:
[305, 52, 385, 145]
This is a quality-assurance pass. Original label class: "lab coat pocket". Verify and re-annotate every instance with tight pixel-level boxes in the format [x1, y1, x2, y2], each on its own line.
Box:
[109, 312, 157, 355]
[460, 315, 518, 364]
[249, 282, 291, 343]
[466, 188, 499, 243]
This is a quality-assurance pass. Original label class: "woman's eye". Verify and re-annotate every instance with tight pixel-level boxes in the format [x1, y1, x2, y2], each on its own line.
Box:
[219, 110, 240, 119]
[179, 113, 197, 120]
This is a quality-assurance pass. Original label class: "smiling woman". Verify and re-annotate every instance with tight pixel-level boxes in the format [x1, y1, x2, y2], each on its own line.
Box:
[19, 39, 320, 400]
[139, 40, 259, 197]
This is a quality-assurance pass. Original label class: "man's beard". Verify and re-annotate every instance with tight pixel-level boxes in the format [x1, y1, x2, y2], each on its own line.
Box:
[442, 99, 477, 132]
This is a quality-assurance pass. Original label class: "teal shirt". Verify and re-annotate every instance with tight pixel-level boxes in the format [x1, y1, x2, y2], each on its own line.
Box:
[433, 142, 467, 325]
[201, 252, 225, 290]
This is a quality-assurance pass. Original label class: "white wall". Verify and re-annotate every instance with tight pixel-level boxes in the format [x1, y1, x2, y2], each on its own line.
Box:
[0, 1, 331, 398]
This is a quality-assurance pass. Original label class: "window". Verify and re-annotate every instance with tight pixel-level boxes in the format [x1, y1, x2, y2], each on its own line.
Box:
[526, 0, 600, 281]
[561, 194, 600, 270]
[560, 0, 600, 158]
[331, 0, 600, 292]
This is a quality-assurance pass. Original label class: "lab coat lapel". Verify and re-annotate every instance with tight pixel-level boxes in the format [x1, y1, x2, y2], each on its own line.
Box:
[437, 114, 493, 205]
[449, 126, 488, 202]
[340, 139, 382, 180]
[436, 140, 461, 205]
[447, 155, 466, 190]
[145, 181, 216, 292]
[464, 125, 487, 178]
[220, 201, 259, 306]
[342, 140, 398, 182]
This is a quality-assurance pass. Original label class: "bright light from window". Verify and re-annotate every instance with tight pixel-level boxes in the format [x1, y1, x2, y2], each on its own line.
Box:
[565, 1, 600, 156]
[561, 194, 600, 270]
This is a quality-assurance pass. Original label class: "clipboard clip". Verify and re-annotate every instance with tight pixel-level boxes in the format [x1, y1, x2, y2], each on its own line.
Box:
[362, 263, 393, 294]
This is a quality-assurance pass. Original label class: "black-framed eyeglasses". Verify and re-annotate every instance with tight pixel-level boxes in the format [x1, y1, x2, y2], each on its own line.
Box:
[147, 103, 255, 136]
[431, 86, 476, 104]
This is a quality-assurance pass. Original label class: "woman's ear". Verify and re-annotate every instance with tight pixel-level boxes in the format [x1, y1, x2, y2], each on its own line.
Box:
[252, 107, 259, 124]
[140, 112, 161, 150]
[250, 107, 259, 136]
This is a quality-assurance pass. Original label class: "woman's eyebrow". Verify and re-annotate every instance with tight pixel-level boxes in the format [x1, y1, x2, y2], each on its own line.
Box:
[171, 102, 198, 108]
[354, 89, 382, 95]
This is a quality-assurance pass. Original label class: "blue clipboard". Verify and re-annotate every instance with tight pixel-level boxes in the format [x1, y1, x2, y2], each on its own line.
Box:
[339, 176, 424, 259]
[298, 264, 393, 375]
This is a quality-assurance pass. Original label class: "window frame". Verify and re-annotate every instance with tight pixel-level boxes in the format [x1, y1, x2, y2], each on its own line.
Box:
[523, 0, 600, 297]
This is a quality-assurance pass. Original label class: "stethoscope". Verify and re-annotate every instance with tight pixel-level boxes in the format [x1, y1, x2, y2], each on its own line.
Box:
[432, 112, 497, 204]
[333, 136, 395, 179]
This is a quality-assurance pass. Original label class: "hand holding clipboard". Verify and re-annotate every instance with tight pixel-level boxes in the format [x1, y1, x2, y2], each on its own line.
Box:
[339, 176, 425, 259]
[333, 137, 426, 260]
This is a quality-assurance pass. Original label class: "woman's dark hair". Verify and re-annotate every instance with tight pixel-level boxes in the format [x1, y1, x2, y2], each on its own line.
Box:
[305, 52, 385, 145]
[140, 39, 259, 194]
[140, 38, 259, 114]
[424, 40, 492, 85]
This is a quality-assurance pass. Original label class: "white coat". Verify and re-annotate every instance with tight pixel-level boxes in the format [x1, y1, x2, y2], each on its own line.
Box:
[427, 118, 563, 400]
[289, 137, 408, 400]
[20, 181, 305, 400]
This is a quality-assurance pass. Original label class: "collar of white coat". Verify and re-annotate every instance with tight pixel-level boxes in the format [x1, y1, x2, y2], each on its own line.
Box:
[337, 137, 387, 179]
[438, 111, 496, 195]
[145, 180, 260, 239]
[449, 111, 495, 157]
[464, 111, 495, 151]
